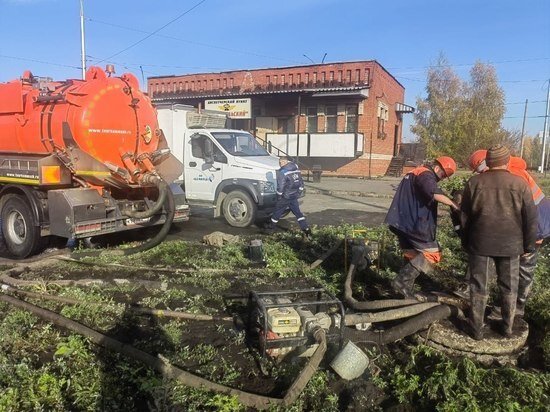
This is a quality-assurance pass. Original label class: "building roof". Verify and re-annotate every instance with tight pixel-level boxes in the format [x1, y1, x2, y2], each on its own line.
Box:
[151, 86, 368, 102]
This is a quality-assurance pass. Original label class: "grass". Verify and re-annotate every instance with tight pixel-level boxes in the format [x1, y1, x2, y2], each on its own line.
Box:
[0, 221, 548, 410]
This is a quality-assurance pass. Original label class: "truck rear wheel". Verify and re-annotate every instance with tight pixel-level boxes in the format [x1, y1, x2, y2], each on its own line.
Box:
[1, 194, 43, 258]
[222, 190, 257, 228]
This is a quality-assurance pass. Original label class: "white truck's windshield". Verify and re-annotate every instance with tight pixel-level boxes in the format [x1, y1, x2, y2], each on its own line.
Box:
[212, 132, 269, 156]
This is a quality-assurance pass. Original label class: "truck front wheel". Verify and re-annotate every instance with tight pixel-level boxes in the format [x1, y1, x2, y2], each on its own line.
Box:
[1, 194, 42, 258]
[222, 190, 257, 228]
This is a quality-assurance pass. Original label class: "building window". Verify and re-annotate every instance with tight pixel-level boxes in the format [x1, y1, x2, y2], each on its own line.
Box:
[313, 72, 317, 83]
[346, 70, 352, 83]
[338, 70, 342, 83]
[278, 117, 295, 133]
[230, 78, 234, 88]
[217, 79, 221, 88]
[266, 75, 270, 84]
[325, 105, 337, 133]
[306, 107, 318, 133]
[210, 79, 213, 90]
[329, 71, 334, 81]
[346, 105, 358, 133]
[281, 74, 285, 85]
[289, 74, 293, 85]
[297, 73, 302, 84]
[223, 78, 227, 88]
[377, 102, 389, 139]
[355, 69, 361, 83]
[305, 73, 310, 84]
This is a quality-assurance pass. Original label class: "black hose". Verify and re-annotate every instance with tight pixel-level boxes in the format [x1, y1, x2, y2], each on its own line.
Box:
[345, 263, 419, 310]
[123, 177, 168, 219]
[344, 302, 441, 325]
[344, 304, 455, 344]
[120, 182, 175, 256]
[0, 293, 326, 410]
[71, 178, 175, 259]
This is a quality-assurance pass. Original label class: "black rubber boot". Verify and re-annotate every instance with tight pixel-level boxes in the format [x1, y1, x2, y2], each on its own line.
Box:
[517, 250, 537, 317]
[392, 263, 421, 299]
[500, 292, 517, 338]
[467, 292, 488, 340]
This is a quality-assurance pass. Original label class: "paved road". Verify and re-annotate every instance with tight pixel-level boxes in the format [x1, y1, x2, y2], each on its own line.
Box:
[169, 192, 392, 241]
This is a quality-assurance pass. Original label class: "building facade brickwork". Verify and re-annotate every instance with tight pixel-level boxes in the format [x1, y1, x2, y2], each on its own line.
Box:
[148, 60, 413, 177]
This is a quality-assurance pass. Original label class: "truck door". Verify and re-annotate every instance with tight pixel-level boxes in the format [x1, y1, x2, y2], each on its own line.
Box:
[184, 133, 226, 201]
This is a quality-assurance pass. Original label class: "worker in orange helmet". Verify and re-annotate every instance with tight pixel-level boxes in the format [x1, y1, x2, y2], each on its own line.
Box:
[467, 149, 550, 317]
[385, 156, 460, 298]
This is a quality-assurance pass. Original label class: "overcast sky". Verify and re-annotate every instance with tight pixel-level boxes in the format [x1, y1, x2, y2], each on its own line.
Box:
[1, 0, 549, 139]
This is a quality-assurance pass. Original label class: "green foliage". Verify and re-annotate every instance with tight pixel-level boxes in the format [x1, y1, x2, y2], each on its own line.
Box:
[384, 345, 550, 411]
[1, 222, 549, 411]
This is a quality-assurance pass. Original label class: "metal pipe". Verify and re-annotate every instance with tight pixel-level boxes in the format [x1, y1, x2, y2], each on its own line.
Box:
[80, 0, 86, 79]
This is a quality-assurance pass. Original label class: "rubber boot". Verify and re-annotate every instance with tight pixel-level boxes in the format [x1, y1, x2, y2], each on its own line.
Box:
[391, 262, 421, 299]
[302, 227, 312, 240]
[516, 250, 537, 317]
[467, 292, 488, 340]
[500, 292, 516, 338]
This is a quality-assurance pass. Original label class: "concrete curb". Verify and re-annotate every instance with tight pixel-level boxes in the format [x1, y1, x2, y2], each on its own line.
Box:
[304, 185, 394, 199]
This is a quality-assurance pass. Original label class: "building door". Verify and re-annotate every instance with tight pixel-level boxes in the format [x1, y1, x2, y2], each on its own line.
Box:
[393, 124, 400, 156]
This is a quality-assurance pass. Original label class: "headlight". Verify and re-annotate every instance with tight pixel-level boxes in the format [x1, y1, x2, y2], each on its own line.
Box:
[258, 181, 276, 193]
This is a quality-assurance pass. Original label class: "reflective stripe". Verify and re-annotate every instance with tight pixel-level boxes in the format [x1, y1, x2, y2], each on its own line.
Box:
[284, 170, 301, 176]
[276, 191, 283, 195]
[297, 217, 306, 221]
[271, 218, 278, 223]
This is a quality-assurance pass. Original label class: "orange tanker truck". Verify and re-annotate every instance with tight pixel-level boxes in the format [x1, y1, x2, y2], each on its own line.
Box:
[0, 66, 189, 258]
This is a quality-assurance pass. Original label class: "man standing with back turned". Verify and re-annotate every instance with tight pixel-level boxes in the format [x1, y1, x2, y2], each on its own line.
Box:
[461, 145, 537, 340]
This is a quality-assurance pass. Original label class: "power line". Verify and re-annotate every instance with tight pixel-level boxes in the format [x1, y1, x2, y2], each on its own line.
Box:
[388, 57, 550, 71]
[396, 75, 547, 83]
[503, 115, 547, 119]
[505, 100, 546, 105]
[87, 17, 302, 65]
[87, 55, 237, 72]
[95, 0, 208, 64]
[0, 54, 81, 71]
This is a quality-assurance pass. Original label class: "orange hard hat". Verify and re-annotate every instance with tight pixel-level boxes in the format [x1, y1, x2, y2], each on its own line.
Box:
[468, 150, 488, 173]
[435, 156, 457, 178]
[509, 156, 527, 171]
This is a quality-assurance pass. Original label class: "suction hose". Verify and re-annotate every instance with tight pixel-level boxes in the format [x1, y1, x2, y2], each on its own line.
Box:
[344, 304, 455, 344]
[71, 176, 175, 259]
[123, 174, 168, 219]
[0, 292, 326, 410]
[345, 263, 419, 310]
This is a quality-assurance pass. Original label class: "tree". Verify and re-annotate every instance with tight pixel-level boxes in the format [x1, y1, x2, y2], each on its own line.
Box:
[411, 55, 465, 159]
[412, 56, 513, 165]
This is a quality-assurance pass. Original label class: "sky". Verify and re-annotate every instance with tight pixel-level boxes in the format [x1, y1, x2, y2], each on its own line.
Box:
[1, 0, 549, 140]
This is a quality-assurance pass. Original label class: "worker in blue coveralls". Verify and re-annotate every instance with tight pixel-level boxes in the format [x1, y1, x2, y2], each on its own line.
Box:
[267, 156, 312, 237]
[385, 156, 459, 298]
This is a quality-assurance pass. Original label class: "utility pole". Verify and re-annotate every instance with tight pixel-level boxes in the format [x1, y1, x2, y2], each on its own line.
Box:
[541, 80, 550, 173]
[80, 0, 87, 79]
[520, 99, 528, 158]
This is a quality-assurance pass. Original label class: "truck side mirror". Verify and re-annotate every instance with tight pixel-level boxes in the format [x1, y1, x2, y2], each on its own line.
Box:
[203, 139, 214, 164]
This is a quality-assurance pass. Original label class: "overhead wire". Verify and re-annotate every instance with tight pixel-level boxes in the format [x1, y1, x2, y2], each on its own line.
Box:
[87, 18, 303, 66]
[94, 0, 209, 64]
[0, 54, 82, 71]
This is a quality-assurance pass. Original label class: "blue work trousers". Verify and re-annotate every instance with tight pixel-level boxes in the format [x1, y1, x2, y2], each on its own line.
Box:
[271, 197, 309, 231]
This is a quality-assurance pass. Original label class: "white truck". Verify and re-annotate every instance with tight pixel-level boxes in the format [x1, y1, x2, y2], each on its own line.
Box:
[156, 104, 279, 227]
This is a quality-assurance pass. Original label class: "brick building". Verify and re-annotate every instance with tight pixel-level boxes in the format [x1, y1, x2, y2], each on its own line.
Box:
[148, 60, 414, 176]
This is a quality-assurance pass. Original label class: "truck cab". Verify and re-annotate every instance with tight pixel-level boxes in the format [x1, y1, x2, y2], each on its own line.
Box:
[157, 104, 279, 227]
